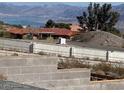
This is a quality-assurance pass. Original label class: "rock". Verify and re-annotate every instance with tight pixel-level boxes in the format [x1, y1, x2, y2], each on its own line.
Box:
[95, 70, 106, 75]
[106, 72, 120, 78]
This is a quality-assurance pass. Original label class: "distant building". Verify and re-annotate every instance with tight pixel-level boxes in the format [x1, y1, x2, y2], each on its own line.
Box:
[6, 27, 28, 39]
[6, 27, 78, 39]
[39, 28, 77, 39]
[22, 25, 27, 28]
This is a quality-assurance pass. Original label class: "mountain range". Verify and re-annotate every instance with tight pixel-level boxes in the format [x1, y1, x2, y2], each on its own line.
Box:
[0, 2, 124, 28]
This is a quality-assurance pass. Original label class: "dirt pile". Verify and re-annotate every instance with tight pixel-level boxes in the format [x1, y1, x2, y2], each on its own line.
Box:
[72, 31, 124, 48]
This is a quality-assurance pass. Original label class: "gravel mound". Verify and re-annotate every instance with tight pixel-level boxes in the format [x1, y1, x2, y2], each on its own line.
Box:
[72, 31, 124, 48]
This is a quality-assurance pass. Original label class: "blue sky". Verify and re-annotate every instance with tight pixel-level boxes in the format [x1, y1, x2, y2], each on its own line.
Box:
[64, 2, 123, 7]
[6, 2, 124, 7]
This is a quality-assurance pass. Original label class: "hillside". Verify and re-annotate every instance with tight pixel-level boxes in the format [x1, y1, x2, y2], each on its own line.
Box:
[72, 31, 124, 48]
[0, 2, 124, 28]
[0, 3, 83, 27]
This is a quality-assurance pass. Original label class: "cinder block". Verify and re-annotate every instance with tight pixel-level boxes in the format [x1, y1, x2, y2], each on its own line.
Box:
[51, 69, 90, 80]
[7, 74, 40, 83]
[0, 67, 8, 75]
[28, 78, 88, 89]
[0, 56, 58, 67]
[29, 57, 58, 65]
[79, 78, 90, 84]
[48, 84, 93, 90]
[107, 83, 124, 90]
[70, 85, 93, 90]
[7, 67, 21, 75]
[21, 65, 57, 74]
[92, 83, 124, 90]
[0, 58, 26, 67]
[7, 75, 24, 83]
[39, 73, 52, 80]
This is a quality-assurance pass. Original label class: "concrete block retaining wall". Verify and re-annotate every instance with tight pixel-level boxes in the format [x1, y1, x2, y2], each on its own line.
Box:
[88, 79, 124, 90]
[0, 56, 124, 89]
[0, 56, 90, 89]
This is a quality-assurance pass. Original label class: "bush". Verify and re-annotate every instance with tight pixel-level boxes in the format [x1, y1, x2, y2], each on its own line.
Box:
[83, 57, 90, 60]
[22, 35, 27, 39]
[11, 53, 18, 56]
[58, 57, 124, 78]
[92, 62, 112, 72]
[93, 57, 106, 62]
[0, 31, 4, 37]
[0, 30, 12, 38]
[23, 34, 33, 40]
[92, 62, 124, 78]
[58, 54, 62, 57]
[58, 58, 91, 69]
[3, 31, 11, 38]
[46, 36, 54, 43]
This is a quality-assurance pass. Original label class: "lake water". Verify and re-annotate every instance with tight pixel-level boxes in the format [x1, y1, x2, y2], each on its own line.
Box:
[0, 16, 45, 28]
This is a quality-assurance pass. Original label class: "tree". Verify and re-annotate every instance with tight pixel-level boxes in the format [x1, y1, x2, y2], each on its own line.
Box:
[45, 19, 71, 29]
[55, 23, 71, 29]
[0, 21, 4, 25]
[77, 3, 120, 35]
[45, 19, 55, 28]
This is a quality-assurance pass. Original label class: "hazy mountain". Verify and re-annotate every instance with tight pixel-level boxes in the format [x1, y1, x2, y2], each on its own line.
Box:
[0, 2, 124, 28]
[0, 3, 83, 27]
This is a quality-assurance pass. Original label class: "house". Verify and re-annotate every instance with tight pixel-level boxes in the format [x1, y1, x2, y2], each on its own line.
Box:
[6, 27, 78, 39]
[6, 27, 28, 39]
[39, 28, 77, 39]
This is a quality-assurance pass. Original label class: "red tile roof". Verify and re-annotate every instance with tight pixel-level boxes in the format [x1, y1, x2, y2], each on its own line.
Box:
[40, 28, 77, 36]
[7, 27, 78, 37]
[6, 27, 28, 35]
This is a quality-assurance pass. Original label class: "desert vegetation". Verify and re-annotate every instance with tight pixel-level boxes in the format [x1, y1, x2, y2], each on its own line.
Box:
[58, 57, 124, 80]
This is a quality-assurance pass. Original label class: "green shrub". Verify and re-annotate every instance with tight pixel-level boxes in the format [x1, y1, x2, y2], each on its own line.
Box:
[46, 36, 54, 42]
[23, 34, 33, 40]
[3, 31, 11, 38]
[0, 31, 4, 37]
